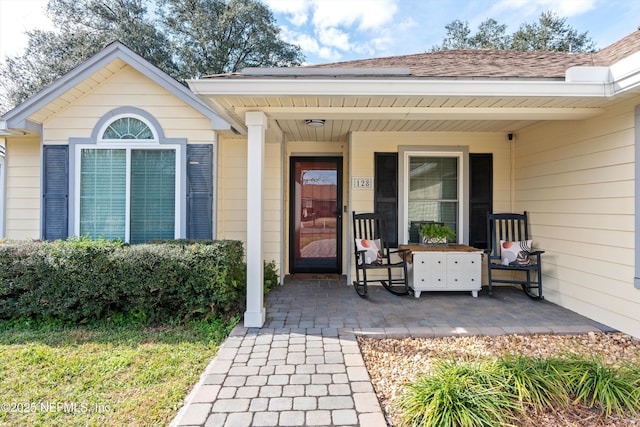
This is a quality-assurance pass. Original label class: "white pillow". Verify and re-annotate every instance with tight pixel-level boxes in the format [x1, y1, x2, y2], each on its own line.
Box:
[500, 240, 532, 266]
[355, 239, 382, 265]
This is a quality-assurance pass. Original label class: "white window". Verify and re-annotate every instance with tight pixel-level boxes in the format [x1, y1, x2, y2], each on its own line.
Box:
[101, 116, 156, 140]
[400, 149, 467, 244]
[74, 115, 182, 243]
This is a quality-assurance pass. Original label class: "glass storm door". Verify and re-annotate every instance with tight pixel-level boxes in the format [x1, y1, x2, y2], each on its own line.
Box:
[289, 157, 342, 273]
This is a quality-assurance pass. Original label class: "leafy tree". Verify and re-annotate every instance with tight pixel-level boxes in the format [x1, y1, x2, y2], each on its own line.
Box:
[511, 11, 596, 52]
[0, 0, 175, 113]
[433, 18, 510, 50]
[159, 0, 303, 79]
[47, 0, 179, 75]
[471, 18, 511, 50]
[434, 19, 473, 50]
[432, 11, 595, 53]
[0, 0, 304, 113]
[0, 30, 102, 112]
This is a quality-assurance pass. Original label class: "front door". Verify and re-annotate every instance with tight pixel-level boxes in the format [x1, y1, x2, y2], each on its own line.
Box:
[289, 157, 342, 273]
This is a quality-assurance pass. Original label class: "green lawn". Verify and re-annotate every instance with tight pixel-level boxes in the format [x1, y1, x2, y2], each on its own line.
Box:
[0, 318, 236, 426]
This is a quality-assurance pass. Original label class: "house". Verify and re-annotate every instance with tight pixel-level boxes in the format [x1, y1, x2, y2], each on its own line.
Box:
[2, 31, 640, 336]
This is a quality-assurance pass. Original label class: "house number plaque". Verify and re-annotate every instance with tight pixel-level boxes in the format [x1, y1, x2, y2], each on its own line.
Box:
[352, 177, 373, 189]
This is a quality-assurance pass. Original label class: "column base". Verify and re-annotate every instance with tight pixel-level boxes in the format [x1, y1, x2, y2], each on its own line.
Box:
[243, 308, 266, 328]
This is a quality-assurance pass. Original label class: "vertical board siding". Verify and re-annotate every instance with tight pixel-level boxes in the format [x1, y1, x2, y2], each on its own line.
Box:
[186, 144, 213, 240]
[515, 98, 640, 337]
[42, 145, 69, 240]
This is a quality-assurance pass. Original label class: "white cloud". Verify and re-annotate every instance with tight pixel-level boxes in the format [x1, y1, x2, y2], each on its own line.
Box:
[316, 46, 342, 62]
[317, 27, 351, 51]
[489, 0, 597, 19]
[310, 0, 397, 31]
[0, 0, 54, 62]
[265, 0, 401, 63]
[534, 0, 597, 17]
[281, 28, 319, 52]
[279, 26, 343, 62]
[263, 0, 310, 26]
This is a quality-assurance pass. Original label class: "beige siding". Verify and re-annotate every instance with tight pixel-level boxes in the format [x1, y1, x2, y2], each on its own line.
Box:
[216, 137, 283, 268]
[32, 65, 217, 241]
[43, 66, 214, 144]
[350, 131, 511, 212]
[217, 137, 247, 241]
[264, 142, 283, 266]
[348, 131, 511, 279]
[5, 137, 40, 240]
[515, 97, 640, 337]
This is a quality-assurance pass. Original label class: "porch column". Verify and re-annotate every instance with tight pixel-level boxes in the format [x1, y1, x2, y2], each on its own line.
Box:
[244, 112, 268, 327]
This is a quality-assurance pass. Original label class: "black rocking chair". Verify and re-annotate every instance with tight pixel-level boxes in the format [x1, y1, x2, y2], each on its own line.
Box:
[486, 212, 545, 300]
[352, 212, 410, 297]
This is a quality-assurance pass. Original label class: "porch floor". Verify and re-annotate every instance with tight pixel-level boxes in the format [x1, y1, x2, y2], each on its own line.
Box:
[172, 278, 615, 427]
[266, 275, 615, 335]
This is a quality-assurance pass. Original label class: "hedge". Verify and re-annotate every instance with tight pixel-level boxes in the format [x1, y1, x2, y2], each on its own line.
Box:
[0, 238, 277, 324]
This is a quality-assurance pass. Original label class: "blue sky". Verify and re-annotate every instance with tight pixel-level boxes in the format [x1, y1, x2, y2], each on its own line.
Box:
[263, 0, 640, 64]
[1, 0, 640, 65]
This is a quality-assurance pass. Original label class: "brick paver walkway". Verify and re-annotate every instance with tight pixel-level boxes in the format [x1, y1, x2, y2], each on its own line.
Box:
[171, 277, 615, 426]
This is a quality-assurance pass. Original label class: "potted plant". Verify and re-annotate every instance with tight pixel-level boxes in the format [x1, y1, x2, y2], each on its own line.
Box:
[419, 223, 456, 246]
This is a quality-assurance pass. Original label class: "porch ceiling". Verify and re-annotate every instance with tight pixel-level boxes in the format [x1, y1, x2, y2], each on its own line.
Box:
[203, 94, 607, 142]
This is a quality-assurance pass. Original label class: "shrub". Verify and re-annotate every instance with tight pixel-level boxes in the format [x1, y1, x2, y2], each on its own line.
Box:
[560, 355, 640, 416]
[397, 354, 640, 426]
[397, 359, 521, 427]
[263, 260, 279, 295]
[496, 355, 568, 410]
[0, 238, 276, 325]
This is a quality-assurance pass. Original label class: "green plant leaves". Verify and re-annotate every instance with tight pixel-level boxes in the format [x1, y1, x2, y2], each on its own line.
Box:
[0, 238, 279, 326]
[397, 354, 640, 426]
[398, 360, 521, 427]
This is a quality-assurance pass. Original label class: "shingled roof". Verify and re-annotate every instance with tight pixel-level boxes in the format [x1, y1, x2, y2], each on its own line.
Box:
[309, 31, 640, 79]
[595, 29, 640, 65]
[308, 50, 595, 79]
[204, 30, 640, 80]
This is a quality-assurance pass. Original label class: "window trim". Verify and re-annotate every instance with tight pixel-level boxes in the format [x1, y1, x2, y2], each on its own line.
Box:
[98, 114, 159, 142]
[398, 146, 469, 245]
[69, 107, 187, 242]
[73, 143, 183, 242]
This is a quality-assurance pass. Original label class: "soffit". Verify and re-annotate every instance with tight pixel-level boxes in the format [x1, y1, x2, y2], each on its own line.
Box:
[28, 58, 128, 124]
[209, 94, 609, 142]
[198, 31, 640, 140]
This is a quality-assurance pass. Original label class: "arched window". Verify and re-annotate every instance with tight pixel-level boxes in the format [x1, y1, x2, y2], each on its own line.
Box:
[78, 112, 179, 243]
[102, 117, 155, 140]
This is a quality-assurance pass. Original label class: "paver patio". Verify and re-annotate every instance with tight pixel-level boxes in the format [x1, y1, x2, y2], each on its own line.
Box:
[171, 277, 615, 426]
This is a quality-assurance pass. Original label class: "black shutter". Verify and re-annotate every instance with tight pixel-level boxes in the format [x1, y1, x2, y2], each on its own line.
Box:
[374, 152, 398, 247]
[42, 145, 69, 241]
[469, 153, 493, 249]
[186, 144, 213, 240]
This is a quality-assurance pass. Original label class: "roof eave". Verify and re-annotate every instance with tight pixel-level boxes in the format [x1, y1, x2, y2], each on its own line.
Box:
[4, 42, 230, 132]
[188, 77, 612, 98]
